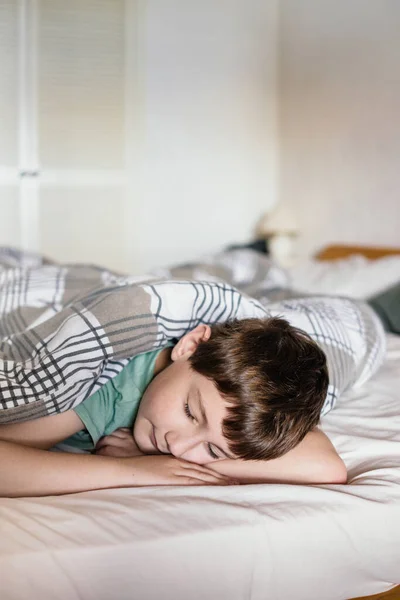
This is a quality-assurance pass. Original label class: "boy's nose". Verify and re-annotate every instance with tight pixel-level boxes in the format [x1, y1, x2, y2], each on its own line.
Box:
[166, 431, 203, 461]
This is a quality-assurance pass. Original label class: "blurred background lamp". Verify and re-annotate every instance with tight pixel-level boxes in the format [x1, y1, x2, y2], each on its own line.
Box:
[256, 205, 299, 266]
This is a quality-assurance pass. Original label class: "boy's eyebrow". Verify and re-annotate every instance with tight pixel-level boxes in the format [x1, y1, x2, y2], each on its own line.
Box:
[195, 387, 208, 425]
[195, 387, 235, 459]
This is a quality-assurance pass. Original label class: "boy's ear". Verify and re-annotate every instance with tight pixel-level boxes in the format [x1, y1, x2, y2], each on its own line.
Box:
[171, 324, 211, 362]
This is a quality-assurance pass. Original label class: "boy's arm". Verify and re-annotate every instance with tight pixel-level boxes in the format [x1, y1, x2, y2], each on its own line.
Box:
[0, 411, 85, 449]
[0, 439, 135, 497]
[0, 441, 234, 497]
[0, 413, 136, 497]
[207, 428, 347, 485]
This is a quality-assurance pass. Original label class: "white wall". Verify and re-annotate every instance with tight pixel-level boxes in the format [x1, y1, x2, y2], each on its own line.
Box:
[279, 0, 400, 259]
[0, 0, 400, 272]
[0, 0, 278, 274]
[126, 0, 279, 273]
[10, 2, 400, 271]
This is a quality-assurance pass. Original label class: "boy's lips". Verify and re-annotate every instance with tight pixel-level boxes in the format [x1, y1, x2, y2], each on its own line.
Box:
[150, 427, 160, 451]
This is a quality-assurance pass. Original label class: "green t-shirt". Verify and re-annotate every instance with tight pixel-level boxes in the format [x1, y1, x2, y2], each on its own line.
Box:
[63, 345, 171, 451]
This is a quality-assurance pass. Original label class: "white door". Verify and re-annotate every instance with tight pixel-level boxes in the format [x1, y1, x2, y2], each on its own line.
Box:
[0, 0, 129, 273]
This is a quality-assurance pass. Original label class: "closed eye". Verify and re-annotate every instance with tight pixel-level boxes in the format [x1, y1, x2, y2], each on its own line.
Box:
[184, 401, 219, 460]
[184, 401, 195, 421]
[207, 444, 219, 460]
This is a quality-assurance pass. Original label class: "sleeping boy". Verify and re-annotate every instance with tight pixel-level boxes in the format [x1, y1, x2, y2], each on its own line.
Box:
[0, 292, 387, 497]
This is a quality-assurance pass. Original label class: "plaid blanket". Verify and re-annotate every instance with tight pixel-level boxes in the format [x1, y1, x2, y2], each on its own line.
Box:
[0, 247, 385, 424]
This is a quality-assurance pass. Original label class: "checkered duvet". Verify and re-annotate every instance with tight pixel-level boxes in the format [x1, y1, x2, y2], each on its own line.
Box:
[0, 247, 385, 423]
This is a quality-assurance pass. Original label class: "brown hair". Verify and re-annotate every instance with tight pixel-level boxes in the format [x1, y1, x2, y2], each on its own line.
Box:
[189, 317, 329, 461]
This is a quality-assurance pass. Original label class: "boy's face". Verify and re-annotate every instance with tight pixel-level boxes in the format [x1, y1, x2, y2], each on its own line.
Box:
[133, 325, 236, 465]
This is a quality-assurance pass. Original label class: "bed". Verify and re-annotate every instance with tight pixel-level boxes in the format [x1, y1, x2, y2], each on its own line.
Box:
[0, 245, 399, 600]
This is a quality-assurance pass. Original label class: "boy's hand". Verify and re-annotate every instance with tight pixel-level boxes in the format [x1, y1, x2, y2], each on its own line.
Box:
[95, 428, 144, 458]
[95, 430, 240, 486]
[122, 455, 239, 486]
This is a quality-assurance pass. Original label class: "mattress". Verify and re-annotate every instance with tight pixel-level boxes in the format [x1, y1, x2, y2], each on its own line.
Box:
[0, 257, 399, 600]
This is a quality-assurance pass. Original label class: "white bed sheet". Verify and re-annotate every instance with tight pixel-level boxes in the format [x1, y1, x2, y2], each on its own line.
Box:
[0, 261, 400, 600]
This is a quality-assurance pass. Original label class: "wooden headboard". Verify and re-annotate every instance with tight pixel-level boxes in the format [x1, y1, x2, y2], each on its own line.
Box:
[316, 244, 400, 261]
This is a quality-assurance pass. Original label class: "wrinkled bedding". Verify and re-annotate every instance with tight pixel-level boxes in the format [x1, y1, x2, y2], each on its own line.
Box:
[0, 247, 386, 424]
[0, 247, 271, 423]
[0, 248, 399, 600]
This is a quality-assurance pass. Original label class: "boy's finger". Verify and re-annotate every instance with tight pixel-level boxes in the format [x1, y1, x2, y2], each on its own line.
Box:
[182, 470, 238, 485]
[96, 446, 121, 457]
[95, 439, 107, 450]
[96, 431, 131, 446]
[95, 446, 109, 456]
[96, 436, 123, 449]
[108, 429, 132, 439]
[190, 469, 233, 483]
[180, 461, 232, 479]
